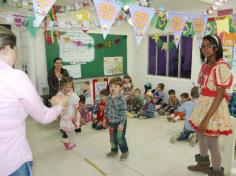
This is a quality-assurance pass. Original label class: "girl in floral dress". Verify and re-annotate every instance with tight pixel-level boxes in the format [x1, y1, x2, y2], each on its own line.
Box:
[188, 35, 233, 176]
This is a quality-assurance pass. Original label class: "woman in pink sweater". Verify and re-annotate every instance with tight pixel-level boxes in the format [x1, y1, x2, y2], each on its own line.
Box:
[0, 27, 63, 176]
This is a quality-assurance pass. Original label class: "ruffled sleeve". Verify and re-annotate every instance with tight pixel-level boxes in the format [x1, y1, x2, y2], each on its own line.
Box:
[214, 61, 233, 88]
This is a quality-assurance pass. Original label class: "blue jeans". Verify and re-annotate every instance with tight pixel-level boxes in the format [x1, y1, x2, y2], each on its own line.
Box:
[177, 129, 195, 141]
[10, 161, 33, 176]
[109, 121, 128, 153]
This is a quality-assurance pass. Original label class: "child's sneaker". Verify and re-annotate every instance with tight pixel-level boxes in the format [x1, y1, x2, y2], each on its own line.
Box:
[65, 143, 76, 150]
[120, 152, 129, 161]
[189, 133, 197, 147]
[170, 133, 179, 144]
[106, 151, 118, 158]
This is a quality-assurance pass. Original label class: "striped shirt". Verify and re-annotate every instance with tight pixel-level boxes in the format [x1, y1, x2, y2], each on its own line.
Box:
[105, 94, 127, 124]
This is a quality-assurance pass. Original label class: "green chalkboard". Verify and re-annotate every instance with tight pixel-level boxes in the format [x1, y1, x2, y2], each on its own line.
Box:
[45, 32, 127, 79]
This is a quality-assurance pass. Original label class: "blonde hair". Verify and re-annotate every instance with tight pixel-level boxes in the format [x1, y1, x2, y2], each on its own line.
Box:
[134, 88, 141, 94]
[0, 27, 16, 50]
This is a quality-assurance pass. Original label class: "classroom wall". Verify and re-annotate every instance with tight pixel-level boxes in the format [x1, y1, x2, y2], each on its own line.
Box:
[8, 14, 235, 104]
[130, 24, 202, 100]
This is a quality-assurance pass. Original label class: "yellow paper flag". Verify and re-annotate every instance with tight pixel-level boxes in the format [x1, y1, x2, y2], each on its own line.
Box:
[216, 18, 229, 34]
[76, 10, 89, 21]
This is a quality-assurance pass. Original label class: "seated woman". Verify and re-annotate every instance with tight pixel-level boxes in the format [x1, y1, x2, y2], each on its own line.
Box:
[47, 57, 69, 104]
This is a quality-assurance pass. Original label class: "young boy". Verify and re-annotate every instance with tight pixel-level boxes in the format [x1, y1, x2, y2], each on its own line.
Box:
[92, 89, 110, 130]
[152, 83, 165, 109]
[105, 77, 129, 161]
[169, 86, 199, 146]
[134, 91, 155, 119]
[167, 93, 190, 122]
[159, 89, 180, 116]
[130, 88, 144, 114]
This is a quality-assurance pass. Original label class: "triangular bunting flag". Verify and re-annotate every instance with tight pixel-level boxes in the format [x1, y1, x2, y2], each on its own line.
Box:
[155, 12, 167, 31]
[189, 14, 208, 48]
[32, 0, 56, 27]
[182, 22, 193, 37]
[129, 5, 155, 46]
[93, 0, 122, 39]
[27, 16, 39, 38]
[205, 21, 216, 35]
[167, 12, 187, 46]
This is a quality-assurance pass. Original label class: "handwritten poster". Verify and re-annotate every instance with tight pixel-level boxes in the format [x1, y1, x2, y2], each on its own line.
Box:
[63, 64, 81, 79]
[60, 32, 95, 63]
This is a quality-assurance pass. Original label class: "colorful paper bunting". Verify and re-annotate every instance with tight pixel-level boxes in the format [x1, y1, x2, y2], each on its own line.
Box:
[189, 14, 208, 47]
[129, 5, 155, 45]
[94, 0, 122, 39]
[32, 0, 56, 27]
[167, 12, 187, 46]
[205, 21, 216, 35]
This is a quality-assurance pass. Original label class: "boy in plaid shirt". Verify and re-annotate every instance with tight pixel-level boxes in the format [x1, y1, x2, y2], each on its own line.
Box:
[105, 77, 129, 161]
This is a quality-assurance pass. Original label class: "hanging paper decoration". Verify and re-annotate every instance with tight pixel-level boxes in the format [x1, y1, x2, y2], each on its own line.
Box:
[229, 17, 235, 33]
[119, 0, 135, 5]
[167, 12, 187, 46]
[76, 10, 90, 21]
[155, 12, 167, 31]
[27, 16, 39, 38]
[137, 0, 151, 7]
[216, 17, 229, 34]
[182, 22, 193, 37]
[152, 34, 159, 42]
[189, 14, 208, 48]
[232, 14, 236, 32]
[94, 0, 122, 39]
[205, 21, 216, 35]
[32, 0, 56, 27]
[129, 5, 155, 45]
[82, 0, 90, 8]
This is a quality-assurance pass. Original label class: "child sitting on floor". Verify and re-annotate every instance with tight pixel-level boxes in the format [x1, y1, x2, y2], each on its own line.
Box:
[167, 93, 190, 122]
[152, 83, 165, 111]
[92, 89, 110, 130]
[130, 88, 144, 114]
[159, 89, 180, 116]
[134, 91, 155, 119]
[169, 86, 199, 146]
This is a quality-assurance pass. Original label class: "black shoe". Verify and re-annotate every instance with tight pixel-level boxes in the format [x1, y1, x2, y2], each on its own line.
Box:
[95, 125, 104, 130]
[75, 128, 81, 133]
[92, 123, 96, 129]
[62, 132, 68, 138]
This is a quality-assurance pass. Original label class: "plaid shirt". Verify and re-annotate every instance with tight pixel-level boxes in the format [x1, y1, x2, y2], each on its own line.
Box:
[105, 94, 127, 125]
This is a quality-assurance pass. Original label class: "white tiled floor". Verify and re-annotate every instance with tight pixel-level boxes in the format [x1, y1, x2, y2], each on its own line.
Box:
[27, 115, 208, 176]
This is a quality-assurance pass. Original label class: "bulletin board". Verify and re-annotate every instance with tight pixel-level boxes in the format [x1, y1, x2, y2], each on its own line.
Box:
[45, 32, 127, 79]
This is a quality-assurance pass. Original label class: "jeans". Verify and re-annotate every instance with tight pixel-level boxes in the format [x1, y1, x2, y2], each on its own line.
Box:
[109, 121, 128, 153]
[177, 129, 195, 141]
[10, 161, 33, 176]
